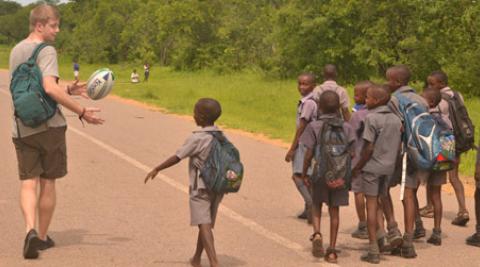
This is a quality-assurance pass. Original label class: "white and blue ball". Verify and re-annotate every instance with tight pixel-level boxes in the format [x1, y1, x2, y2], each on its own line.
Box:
[86, 68, 115, 100]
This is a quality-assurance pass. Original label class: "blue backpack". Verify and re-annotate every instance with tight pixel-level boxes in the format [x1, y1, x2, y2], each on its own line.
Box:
[199, 131, 244, 194]
[394, 89, 456, 171]
[10, 43, 57, 128]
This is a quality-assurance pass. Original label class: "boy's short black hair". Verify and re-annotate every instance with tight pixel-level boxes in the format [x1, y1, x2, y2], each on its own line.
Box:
[369, 84, 391, 105]
[355, 80, 372, 90]
[389, 65, 411, 86]
[319, 90, 340, 113]
[323, 64, 337, 80]
[423, 87, 442, 107]
[298, 72, 316, 84]
[430, 70, 448, 85]
[195, 98, 222, 124]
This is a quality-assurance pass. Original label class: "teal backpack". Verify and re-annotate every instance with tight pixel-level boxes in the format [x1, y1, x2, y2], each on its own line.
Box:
[199, 131, 244, 194]
[10, 43, 57, 128]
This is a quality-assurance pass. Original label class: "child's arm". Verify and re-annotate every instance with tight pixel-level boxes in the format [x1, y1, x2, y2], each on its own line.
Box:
[342, 107, 351, 122]
[285, 118, 309, 162]
[144, 155, 181, 184]
[352, 141, 374, 178]
[301, 147, 314, 187]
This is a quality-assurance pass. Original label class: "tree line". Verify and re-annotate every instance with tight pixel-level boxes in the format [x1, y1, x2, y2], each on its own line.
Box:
[1, 0, 479, 95]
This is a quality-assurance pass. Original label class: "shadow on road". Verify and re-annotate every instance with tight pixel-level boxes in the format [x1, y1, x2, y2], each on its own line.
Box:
[50, 229, 132, 247]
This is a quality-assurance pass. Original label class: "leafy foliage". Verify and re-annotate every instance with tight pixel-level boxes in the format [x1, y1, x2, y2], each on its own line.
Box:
[1, 0, 480, 95]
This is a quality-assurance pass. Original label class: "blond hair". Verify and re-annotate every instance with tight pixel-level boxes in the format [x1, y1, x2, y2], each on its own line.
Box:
[29, 4, 60, 32]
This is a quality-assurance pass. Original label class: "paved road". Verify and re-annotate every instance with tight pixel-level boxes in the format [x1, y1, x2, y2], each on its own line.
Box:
[0, 71, 478, 266]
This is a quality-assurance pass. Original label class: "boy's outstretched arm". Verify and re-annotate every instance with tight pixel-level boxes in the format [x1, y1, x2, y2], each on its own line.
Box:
[301, 147, 314, 187]
[342, 107, 351, 122]
[286, 118, 309, 162]
[144, 156, 181, 184]
[352, 141, 374, 178]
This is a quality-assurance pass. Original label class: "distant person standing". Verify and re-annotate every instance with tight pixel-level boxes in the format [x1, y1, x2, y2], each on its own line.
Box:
[73, 61, 79, 81]
[131, 69, 140, 83]
[144, 63, 150, 82]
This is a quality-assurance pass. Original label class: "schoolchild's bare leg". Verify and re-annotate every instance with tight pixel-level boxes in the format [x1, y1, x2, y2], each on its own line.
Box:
[430, 185, 442, 230]
[199, 224, 218, 267]
[38, 179, 56, 240]
[293, 174, 312, 218]
[413, 185, 425, 239]
[328, 206, 339, 249]
[354, 192, 366, 223]
[402, 188, 415, 236]
[20, 178, 39, 232]
[191, 230, 203, 267]
[376, 199, 385, 232]
[366, 196, 378, 245]
[449, 160, 468, 215]
[312, 203, 322, 233]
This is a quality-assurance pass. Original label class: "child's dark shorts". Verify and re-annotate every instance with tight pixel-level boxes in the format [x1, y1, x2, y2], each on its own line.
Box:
[189, 188, 224, 227]
[12, 126, 67, 180]
[312, 177, 349, 207]
[361, 171, 388, 197]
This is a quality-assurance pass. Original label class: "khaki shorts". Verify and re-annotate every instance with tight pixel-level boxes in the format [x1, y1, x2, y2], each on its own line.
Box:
[12, 127, 67, 180]
[417, 170, 447, 186]
[189, 188, 224, 227]
[362, 172, 389, 197]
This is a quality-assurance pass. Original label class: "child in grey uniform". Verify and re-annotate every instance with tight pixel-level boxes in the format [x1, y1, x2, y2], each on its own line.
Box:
[353, 85, 402, 264]
[285, 73, 317, 222]
[145, 98, 225, 267]
[300, 91, 355, 264]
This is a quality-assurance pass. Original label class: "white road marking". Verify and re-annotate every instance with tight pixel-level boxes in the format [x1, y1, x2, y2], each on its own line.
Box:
[0, 87, 307, 258]
[68, 126, 306, 255]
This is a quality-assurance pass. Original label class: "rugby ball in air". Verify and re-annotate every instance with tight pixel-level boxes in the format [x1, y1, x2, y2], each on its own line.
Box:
[86, 68, 115, 100]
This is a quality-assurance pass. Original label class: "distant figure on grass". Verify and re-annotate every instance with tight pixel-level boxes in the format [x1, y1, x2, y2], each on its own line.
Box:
[300, 91, 355, 263]
[285, 73, 317, 223]
[130, 69, 140, 83]
[73, 60, 79, 81]
[314, 64, 351, 121]
[9, 3, 104, 259]
[144, 63, 150, 81]
[426, 70, 474, 226]
[348, 80, 372, 240]
[352, 85, 402, 264]
[145, 98, 225, 267]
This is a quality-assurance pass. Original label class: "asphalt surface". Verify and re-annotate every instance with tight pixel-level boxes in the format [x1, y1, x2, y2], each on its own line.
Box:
[0, 70, 479, 267]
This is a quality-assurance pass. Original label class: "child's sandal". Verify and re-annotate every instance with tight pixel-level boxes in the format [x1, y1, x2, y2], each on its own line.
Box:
[324, 247, 338, 263]
[310, 232, 324, 258]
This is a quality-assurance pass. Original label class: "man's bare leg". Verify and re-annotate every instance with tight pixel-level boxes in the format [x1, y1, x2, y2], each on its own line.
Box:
[20, 178, 39, 232]
[38, 179, 56, 240]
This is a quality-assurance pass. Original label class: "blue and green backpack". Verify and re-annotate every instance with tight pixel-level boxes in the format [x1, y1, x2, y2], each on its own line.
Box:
[199, 131, 244, 194]
[10, 43, 57, 128]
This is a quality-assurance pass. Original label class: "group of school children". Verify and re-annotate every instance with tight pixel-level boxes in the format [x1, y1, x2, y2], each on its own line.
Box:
[145, 64, 480, 267]
[286, 64, 480, 264]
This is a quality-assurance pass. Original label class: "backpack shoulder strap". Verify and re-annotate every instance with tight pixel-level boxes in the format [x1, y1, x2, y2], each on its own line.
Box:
[29, 43, 49, 62]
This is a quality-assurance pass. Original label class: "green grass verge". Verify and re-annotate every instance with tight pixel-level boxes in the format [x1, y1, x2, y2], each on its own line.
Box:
[1, 45, 479, 177]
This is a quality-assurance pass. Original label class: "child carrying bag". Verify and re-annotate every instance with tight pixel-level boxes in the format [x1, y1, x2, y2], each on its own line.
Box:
[199, 131, 244, 194]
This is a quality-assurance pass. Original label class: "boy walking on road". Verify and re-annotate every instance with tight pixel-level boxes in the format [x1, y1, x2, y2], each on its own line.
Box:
[314, 64, 351, 121]
[145, 98, 225, 267]
[285, 73, 317, 222]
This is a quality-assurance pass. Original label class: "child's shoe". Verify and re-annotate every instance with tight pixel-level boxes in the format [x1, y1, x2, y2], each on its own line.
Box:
[324, 247, 338, 264]
[297, 209, 308, 220]
[452, 211, 469, 226]
[361, 244, 380, 264]
[427, 229, 442, 246]
[400, 234, 417, 259]
[466, 233, 480, 247]
[351, 222, 368, 239]
[386, 226, 403, 249]
[414, 226, 426, 239]
[310, 232, 324, 257]
[377, 236, 391, 253]
[361, 252, 380, 264]
[419, 205, 434, 218]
